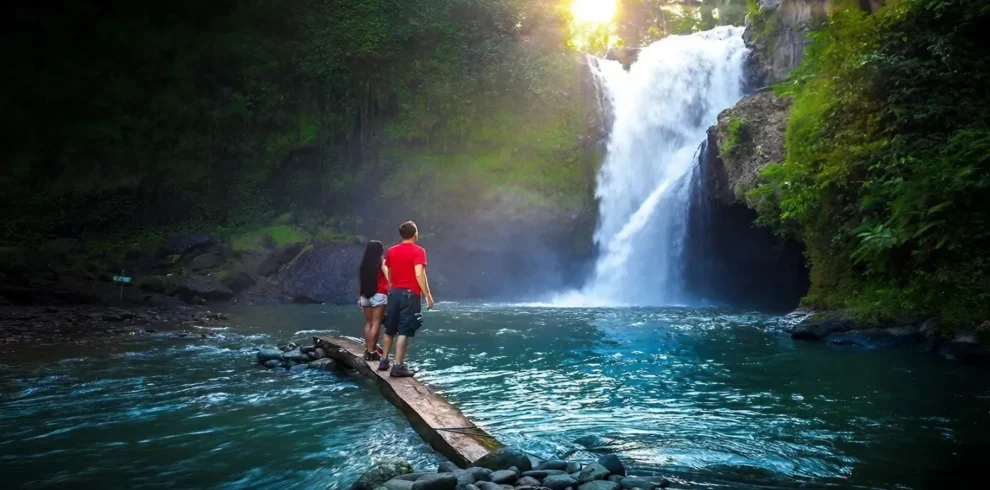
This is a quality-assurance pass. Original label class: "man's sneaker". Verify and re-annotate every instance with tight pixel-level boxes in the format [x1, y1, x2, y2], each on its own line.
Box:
[377, 358, 390, 371]
[389, 363, 415, 378]
[364, 350, 381, 361]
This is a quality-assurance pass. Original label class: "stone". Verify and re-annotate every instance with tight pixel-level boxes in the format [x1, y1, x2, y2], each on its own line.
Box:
[351, 461, 416, 490]
[464, 486, 479, 490]
[264, 359, 282, 369]
[395, 474, 428, 482]
[453, 469, 476, 490]
[314, 347, 327, 359]
[472, 447, 532, 472]
[607, 477, 622, 483]
[476, 483, 500, 490]
[535, 461, 568, 471]
[290, 363, 308, 374]
[277, 242, 364, 303]
[308, 358, 335, 370]
[283, 349, 310, 363]
[465, 468, 493, 482]
[190, 252, 223, 271]
[257, 348, 284, 363]
[385, 480, 416, 490]
[412, 473, 458, 490]
[577, 464, 609, 484]
[596, 455, 625, 477]
[301, 345, 316, 354]
[578, 482, 618, 490]
[522, 470, 567, 479]
[564, 463, 580, 474]
[490, 470, 519, 485]
[515, 477, 541, 487]
[619, 479, 655, 490]
[543, 475, 577, 490]
[438, 462, 459, 473]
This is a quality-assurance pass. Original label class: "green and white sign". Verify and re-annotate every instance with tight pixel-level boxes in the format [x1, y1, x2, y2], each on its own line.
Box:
[113, 276, 132, 283]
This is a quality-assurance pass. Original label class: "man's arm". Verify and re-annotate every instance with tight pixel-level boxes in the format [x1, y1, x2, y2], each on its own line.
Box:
[414, 264, 434, 309]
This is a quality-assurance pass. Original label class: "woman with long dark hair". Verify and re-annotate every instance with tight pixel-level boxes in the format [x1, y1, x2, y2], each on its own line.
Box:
[357, 240, 389, 360]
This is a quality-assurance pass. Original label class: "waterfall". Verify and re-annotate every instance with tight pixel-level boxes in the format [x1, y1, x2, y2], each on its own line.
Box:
[559, 27, 749, 306]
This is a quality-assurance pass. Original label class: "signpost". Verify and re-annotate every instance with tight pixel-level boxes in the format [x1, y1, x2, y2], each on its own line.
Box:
[114, 272, 131, 305]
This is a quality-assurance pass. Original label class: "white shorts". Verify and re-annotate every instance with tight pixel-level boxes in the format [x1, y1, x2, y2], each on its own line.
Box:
[358, 293, 388, 308]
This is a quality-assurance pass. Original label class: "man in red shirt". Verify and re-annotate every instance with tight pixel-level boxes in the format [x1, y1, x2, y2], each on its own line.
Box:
[379, 221, 435, 377]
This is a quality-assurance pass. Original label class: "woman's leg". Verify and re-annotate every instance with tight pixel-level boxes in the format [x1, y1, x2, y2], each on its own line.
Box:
[362, 306, 375, 352]
[369, 305, 386, 352]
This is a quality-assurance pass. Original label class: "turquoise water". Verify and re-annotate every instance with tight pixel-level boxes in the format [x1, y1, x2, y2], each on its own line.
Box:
[3, 304, 989, 489]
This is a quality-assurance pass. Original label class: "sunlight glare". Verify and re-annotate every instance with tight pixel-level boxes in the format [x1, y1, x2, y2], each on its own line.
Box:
[571, 0, 618, 26]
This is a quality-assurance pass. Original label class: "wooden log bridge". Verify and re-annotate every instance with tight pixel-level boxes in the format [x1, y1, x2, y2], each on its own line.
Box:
[315, 336, 503, 467]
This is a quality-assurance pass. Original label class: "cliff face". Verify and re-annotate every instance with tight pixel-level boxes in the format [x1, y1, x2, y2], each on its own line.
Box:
[745, 0, 836, 86]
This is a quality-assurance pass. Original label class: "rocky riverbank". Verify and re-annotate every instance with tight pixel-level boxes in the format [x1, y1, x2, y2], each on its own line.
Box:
[0, 304, 236, 347]
[351, 448, 674, 490]
[254, 340, 339, 374]
[778, 309, 990, 365]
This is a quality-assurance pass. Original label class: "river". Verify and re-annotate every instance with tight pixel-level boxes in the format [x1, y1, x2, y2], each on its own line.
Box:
[3, 303, 989, 489]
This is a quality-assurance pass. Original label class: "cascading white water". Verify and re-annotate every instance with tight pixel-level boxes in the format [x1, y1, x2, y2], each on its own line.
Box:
[559, 27, 749, 306]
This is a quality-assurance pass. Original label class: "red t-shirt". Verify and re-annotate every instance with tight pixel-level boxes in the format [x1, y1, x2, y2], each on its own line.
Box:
[385, 242, 427, 296]
[376, 269, 389, 295]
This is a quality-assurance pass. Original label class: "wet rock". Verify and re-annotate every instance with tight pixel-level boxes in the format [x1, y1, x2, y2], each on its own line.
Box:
[412, 473, 458, 490]
[395, 474, 427, 482]
[476, 482, 502, 490]
[308, 358, 335, 370]
[257, 348, 284, 363]
[535, 461, 568, 471]
[314, 347, 327, 359]
[277, 242, 363, 303]
[578, 482, 618, 490]
[453, 469, 476, 490]
[515, 477, 541, 488]
[465, 467, 493, 482]
[607, 477, 622, 483]
[490, 470, 519, 485]
[597, 455, 625, 477]
[564, 463, 580, 474]
[283, 349, 310, 363]
[351, 461, 416, 490]
[464, 485, 480, 490]
[522, 470, 567, 479]
[619, 479, 655, 490]
[273, 367, 288, 374]
[290, 363, 308, 374]
[263, 359, 282, 369]
[578, 464, 609, 483]
[385, 480, 416, 490]
[828, 325, 922, 349]
[543, 475, 577, 490]
[301, 345, 316, 354]
[438, 462, 459, 473]
[473, 447, 532, 472]
[790, 311, 856, 340]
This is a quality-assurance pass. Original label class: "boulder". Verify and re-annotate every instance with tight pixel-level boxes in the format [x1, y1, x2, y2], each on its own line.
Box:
[301, 345, 317, 354]
[607, 476, 622, 483]
[489, 470, 519, 485]
[543, 475, 577, 490]
[290, 363, 308, 374]
[314, 347, 327, 359]
[277, 242, 363, 303]
[619, 479, 656, 490]
[515, 477, 541, 487]
[596, 455, 625, 477]
[351, 461, 416, 490]
[564, 463, 580, 474]
[385, 480, 416, 490]
[465, 468, 493, 482]
[472, 447, 532, 472]
[535, 461, 568, 471]
[175, 276, 233, 302]
[395, 474, 428, 482]
[412, 473, 458, 490]
[605, 46, 640, 70]
[452, 469, 475, 490]
[476, 483, 502, 490]
[308, 358, 335, 370]
[257, 348, 284, 364]
[191, 252, 223, 271]
[578, 482, 619, 490]
[522, 470, 567, 479]
[283, 349, 310, 363]
[438, 462, 459, 473]
[263, 359, 282, 369]
[578, 464, 609, 483]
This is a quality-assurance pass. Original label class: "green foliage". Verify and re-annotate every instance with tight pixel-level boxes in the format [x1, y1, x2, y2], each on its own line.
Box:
[720, 116, 748, 156]
[750, 0, 990, 325]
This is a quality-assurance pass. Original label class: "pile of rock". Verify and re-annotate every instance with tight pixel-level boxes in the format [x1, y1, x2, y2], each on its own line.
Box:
[255, 341, 337, 374]
[351, 448, 671, 490]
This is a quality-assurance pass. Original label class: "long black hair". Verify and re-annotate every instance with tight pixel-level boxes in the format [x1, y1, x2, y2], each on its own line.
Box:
[359, 240, 385, 299]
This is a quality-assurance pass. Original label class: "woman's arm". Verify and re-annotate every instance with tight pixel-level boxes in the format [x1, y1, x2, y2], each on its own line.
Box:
[382, 264, 390, 284]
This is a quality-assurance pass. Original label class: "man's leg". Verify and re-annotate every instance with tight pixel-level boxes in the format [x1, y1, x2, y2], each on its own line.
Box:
[381, 334, 395, 359]
[394, 335, 409, 365]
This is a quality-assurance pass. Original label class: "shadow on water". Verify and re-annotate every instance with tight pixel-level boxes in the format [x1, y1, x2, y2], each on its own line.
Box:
[3, 303, 990, 489]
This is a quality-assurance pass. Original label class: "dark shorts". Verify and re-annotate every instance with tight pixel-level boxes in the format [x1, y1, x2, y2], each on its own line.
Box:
[384, 288, 423, 337]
